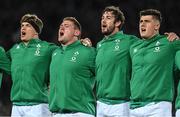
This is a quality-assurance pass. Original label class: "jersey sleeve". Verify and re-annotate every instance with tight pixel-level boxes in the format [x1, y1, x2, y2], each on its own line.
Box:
[171, 40, 180, 52]
[0, 73, 2, 88]
[175, 51, 180, 70]
[0, 47, 11, 74]
[88, 47, 96, 77]
[129, 35, 139, 45]
[48, 43, 58, 55]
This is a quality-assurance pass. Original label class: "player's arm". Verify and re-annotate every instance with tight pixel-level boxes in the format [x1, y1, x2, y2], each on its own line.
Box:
[0, 47, 11, 74]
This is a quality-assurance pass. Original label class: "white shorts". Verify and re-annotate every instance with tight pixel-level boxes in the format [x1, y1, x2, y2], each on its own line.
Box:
[96, 101, 129, 117]
[176, 109, 180, 117]
[52, 112, 94, 117]
[11, 103, 51, 117]
[130, 101, 172, 117]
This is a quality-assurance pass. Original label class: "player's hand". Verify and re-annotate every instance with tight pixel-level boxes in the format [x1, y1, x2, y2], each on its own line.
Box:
[80, 38, 92, 47]
[165, 32, 179, 42]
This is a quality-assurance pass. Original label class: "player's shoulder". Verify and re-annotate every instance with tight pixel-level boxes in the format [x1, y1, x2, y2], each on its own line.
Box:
[11, 43, 20, 50]
[0, 46, 5, 52]
[80, 43, 95, 50]
[79, 43, 96, 54]
[39, 40, 55, 46]
[39, 40, 58, 49]
[123, 34, 139, 40]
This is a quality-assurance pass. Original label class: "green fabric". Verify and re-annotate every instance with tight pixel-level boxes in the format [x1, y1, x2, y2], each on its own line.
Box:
[98, 98, 127, 105]
[49, 40, 96, 115]
[175, 51, 180, 109]
[0, 73, 2, 88]
[0, 46, 11, 88]
[8, 38, 57, 105]
[130, 34, 180, 108]
[96, 31, 138, 104]
[0, 46, 11, 74]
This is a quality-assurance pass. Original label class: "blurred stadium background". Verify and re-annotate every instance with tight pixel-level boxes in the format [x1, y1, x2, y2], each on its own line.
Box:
[0, 0, 179, 115]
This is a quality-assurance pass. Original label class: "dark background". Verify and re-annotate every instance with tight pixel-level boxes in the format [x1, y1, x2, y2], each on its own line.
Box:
[0, 0, 179, 115]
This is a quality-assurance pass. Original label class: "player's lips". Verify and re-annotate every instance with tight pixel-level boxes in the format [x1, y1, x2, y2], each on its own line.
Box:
[141, 27, 146, 32]
[102, 24, 107, 28]
[59, 31, 64, 36]
[21, 31, 26, 37]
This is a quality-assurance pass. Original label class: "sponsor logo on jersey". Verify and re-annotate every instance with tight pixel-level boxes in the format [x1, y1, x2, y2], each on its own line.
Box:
[133, 48, 138, 53]
[154, 41, 160, 52]
[98, 44, 102, 48]
[34, 44, 41, 56]
[53, 52, 57, 56]
[114, 39, 120, 51]
[70, 51, 79, 62]
[16, 45, 20, 49]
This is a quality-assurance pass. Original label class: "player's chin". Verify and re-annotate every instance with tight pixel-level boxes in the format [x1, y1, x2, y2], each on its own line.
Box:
[58, 37, 63, 42]
[20, 37, 26, 41]
[102, 30, 107, 34]
[140, 32, 146, 38]
[21, 39, 29, 43]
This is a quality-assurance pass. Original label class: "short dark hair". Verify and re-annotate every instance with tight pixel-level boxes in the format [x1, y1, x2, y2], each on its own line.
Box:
[140, 9, 162, 23]
[20, 14, 43, 34]
[63, 17, 81, 39]
[102, 6, 125, 29]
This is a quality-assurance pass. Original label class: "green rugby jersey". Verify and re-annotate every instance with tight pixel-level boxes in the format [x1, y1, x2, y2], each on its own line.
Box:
[8, 38, 57, 105]
[175, 51, 180, 109]
[96, 31, 138, 104]
[49, 40, 96, 115]
[130, 34, 180, 108]
[0, 46, 11, 87]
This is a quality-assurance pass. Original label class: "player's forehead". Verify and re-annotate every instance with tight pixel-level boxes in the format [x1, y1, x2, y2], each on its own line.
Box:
[102, 11, 115, 17]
